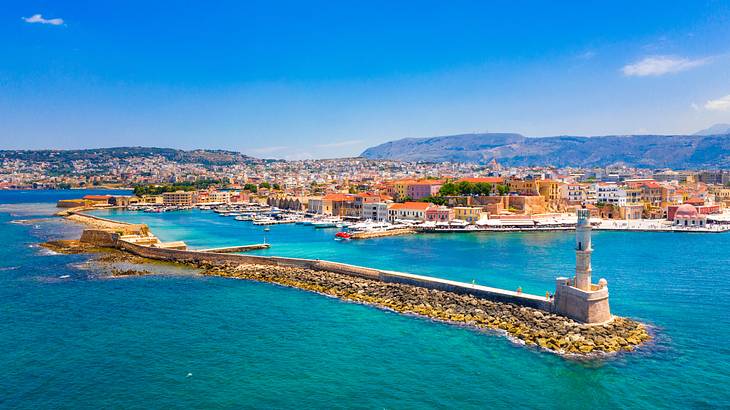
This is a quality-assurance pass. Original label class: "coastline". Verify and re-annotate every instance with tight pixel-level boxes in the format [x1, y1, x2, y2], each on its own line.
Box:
[51, 210, 652, 357]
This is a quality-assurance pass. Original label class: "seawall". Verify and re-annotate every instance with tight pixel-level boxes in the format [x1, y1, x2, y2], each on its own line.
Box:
[114, 237, 552, 311]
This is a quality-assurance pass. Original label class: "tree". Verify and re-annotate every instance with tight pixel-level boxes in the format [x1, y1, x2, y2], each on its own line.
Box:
[243, 183, 258, 193]
[439, 182, 458, 196]
[420, 195, 446, 205]
[496, 184, 510, 196]
[259, 182, 271, 189]
[272, 183, 281, 190]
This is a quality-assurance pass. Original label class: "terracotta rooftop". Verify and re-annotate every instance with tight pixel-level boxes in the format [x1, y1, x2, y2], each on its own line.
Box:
[389, 202, 432, 210]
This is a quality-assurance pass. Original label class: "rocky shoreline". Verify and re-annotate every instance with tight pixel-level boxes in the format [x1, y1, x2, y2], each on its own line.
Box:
[44, 212, 653, 358]
[193, 263, 651, 356]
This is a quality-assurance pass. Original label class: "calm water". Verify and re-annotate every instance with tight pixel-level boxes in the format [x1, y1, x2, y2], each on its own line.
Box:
[2, 190, 729, 409]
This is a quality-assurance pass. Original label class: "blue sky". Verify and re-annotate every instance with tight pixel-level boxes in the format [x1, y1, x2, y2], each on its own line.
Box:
[2, 1, 730, 158]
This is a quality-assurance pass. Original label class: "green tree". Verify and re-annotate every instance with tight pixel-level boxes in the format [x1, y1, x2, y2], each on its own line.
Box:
[439, 182, 458, 196]
[420, 195, 446, 205]
[243, 183, 258, 192]
[259, 182, 271, 189]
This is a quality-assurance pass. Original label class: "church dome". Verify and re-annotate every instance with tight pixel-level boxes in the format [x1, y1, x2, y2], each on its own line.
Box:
[675, 203, 698, 218]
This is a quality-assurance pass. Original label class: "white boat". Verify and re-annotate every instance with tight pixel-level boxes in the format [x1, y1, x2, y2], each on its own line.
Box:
[253, 216, 277, 225]
[312, 218, 340, 228]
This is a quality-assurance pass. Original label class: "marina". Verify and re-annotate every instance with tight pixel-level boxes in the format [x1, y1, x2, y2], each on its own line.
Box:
[2, 191, 730, 408]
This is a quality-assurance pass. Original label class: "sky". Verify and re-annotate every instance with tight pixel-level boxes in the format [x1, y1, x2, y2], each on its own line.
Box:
[2, 1, 730, 159]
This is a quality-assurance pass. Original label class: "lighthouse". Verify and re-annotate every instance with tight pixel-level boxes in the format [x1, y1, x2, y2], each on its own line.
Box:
[552, 207, 612, 324]
[574, 207, 592, 291]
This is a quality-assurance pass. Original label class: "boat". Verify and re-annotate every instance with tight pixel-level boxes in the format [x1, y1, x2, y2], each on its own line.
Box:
[263, 227, 271, 232]
[334, 231, 352, 240]
[312, 219, 339, 228]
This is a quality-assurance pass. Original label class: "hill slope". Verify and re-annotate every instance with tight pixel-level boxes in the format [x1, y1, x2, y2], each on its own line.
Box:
[360, 133, 730, 168]
[0, 147, 260, 166]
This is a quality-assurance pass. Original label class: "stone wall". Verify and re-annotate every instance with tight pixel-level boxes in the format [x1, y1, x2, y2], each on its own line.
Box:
[79, 229, 119, 247]
[116, 239, 552, 311]
[553, 278, 611, 323]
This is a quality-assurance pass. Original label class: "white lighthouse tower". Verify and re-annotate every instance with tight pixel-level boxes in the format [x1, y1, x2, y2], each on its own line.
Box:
[553, 207, 612, 324]
[574, 207, 592, 291]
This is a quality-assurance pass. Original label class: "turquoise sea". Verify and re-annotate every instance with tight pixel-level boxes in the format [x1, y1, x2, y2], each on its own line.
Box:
[2, 190, 730, 409]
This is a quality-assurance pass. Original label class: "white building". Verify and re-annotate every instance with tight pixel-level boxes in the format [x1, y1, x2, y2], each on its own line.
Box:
[361, 202, 388, 222]
[596, 184, 627, 206]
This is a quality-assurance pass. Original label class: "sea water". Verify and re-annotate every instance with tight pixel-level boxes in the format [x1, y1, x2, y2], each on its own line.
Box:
[1, 190, 729, 408]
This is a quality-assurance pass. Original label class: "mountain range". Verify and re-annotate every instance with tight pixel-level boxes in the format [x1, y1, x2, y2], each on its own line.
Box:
[360, 127, 730, 168]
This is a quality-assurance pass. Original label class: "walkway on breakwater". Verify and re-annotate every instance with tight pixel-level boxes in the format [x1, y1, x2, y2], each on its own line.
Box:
[112, 235, 554, 311]
[199, 244, 271, 253]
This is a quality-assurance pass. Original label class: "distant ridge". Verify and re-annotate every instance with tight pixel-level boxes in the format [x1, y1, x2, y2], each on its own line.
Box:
[0, 147, 262, 166]
[694, 123, 730, 136]
[360, 132, 730, 168]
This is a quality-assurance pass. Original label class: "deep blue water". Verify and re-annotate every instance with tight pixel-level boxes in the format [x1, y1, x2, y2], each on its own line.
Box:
[2, 190, 729, 409]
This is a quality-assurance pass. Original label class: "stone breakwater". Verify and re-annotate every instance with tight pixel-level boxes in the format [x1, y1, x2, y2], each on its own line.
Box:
[197, 262, 651, 356]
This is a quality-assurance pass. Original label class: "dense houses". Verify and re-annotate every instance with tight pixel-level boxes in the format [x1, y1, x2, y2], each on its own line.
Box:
[5, 150, 730, 224]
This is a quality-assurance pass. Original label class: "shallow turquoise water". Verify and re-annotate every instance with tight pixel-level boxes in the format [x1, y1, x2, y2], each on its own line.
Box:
[2, 191, 729, 409]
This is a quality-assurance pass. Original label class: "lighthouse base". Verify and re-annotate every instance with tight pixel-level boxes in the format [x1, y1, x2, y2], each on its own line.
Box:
[553, 277, 611, 324]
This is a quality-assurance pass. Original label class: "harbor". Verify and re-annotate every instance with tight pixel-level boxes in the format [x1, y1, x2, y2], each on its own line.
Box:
[3, 190, 730, 409]
[57, 208, 650, 356]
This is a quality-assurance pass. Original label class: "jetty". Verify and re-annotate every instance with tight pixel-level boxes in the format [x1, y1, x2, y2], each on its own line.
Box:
[350, 228, 415, 239]
[57, 209, 652, 356]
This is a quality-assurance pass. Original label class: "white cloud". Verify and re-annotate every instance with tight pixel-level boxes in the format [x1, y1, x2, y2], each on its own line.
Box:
[22, 14, 64, 26]
[621, 56, 709, 77]
[704, 95, 730, 111]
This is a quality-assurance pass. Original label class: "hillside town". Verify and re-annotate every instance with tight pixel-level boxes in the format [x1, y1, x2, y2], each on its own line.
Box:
[27, 152, 729, 233]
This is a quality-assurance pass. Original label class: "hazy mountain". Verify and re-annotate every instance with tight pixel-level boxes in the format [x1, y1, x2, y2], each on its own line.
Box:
[360, 133, 730, 168]
[0, 147, 261, 166]
[694, 123, 730, 136]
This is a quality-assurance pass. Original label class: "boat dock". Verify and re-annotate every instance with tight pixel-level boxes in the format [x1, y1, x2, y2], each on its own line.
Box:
[350, 228, 415, 239]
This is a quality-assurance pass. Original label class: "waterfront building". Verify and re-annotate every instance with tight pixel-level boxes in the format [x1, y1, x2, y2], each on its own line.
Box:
[267, 195, 304, 211]
[162, 191, 195, 206]
[307, 197, 323, 214]
[387, 202, 432, 222]
[596, 183, 627, 206]
[207, 190, 231, 204]
[453, 206, 483, 223]
[308, 193, 356, 216]
[671, 204, 708, 227]
[361, 202, 389, 221]
[82, 194, 112, 206]
[425, 206, 454, 223]
[619, 204, 644, 220]
[565, 183, 587, 204]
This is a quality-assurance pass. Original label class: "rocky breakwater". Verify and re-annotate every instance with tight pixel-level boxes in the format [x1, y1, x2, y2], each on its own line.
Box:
[200, 263, 651, 356]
